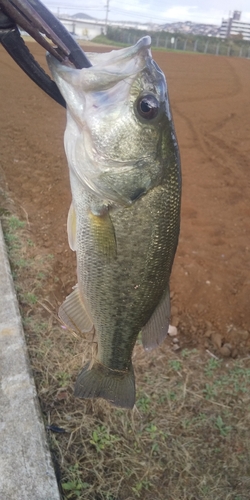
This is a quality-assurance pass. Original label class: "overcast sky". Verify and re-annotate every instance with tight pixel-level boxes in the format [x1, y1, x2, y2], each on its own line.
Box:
[44, 1, 250, 25]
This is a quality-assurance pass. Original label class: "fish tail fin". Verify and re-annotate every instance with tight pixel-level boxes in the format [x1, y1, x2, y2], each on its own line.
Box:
[74, 361, 135, 409]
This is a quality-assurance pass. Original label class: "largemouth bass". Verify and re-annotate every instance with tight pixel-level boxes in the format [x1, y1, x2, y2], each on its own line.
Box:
[47, 37, 181, 409]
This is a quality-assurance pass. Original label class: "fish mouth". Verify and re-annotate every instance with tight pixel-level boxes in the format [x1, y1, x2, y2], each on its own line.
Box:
[93, 36, 152, 65]
[46, 36, 152, 91]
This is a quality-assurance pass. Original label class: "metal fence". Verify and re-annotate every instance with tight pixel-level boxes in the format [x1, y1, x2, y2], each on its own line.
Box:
[107, 29, 250, 59]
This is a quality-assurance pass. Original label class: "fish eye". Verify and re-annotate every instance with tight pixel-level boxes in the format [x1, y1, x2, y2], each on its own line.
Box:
[136, 94, 159, 120]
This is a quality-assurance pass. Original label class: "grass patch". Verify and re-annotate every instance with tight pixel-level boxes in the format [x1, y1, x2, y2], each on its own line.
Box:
[1, 209, 250, 499]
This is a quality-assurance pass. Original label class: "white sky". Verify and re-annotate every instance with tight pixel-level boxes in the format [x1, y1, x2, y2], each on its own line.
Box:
[44, 1, 250, 26]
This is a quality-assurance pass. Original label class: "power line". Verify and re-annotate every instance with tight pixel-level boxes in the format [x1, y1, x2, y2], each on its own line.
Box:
[43, 1, 223, 25]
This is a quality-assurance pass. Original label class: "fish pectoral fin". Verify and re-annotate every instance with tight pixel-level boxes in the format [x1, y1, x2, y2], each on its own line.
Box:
[89, 209, 117, 260]
[74, 361, 135, 409]
[141, 286, 171, 351]
[58, 285, 93, 334]
[67, 202, 77, 251]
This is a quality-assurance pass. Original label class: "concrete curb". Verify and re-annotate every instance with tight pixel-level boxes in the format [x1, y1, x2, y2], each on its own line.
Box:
[0, 222, 61, 500]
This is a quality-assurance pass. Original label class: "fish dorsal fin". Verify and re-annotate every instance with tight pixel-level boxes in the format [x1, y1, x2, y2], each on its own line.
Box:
[67, 202, 77, 251]
[59, 285, 93, 334]
[141, 286, 171, 351]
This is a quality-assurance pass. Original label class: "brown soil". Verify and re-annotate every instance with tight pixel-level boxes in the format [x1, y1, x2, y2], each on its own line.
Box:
[0, 43, 249, 356]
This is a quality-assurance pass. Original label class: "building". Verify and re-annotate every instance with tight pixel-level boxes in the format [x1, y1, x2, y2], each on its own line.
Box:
[57, 15, 153, 40]
[220, 11, 250, 40]
[58, 16, 105, 40]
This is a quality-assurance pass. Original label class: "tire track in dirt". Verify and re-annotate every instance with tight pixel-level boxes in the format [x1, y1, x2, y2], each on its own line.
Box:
[198, 58, 249, 183]
[203, 133, 249, 171]
[171, 57, 249, 192]
[165, 54, 250, 335]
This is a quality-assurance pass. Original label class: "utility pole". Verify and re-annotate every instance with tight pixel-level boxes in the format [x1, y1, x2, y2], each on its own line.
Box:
[105, 0, 110, 35]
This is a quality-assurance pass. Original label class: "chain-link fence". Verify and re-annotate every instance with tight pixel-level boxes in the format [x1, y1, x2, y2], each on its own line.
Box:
[106, 27, 250, 59]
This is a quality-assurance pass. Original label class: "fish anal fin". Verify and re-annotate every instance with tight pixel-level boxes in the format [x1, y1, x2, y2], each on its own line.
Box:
[89, 209, 117, 260]
[59, 285, 93, 334]
[141, 286, 171, 351]
[74, 360, 135, 409]
[67, 202, 77, 251]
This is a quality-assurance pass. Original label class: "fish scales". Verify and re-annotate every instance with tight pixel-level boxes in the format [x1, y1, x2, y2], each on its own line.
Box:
[47, 36, 181, 409]
[75, 179, 180, 370]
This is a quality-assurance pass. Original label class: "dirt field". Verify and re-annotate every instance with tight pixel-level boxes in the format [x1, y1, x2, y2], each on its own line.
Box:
[1, 41, 250, 500]
[0, 43, 249, 354]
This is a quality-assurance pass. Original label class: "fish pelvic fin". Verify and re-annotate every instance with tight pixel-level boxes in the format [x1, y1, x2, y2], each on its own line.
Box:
[74, 360, 135, 409]
[59, 285, 93, 334]
[141, 285, 171, 351]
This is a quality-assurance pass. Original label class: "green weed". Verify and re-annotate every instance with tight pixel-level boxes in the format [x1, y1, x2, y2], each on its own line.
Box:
[4, 232, 20, 248]
[8, 215, 25, 230]
[204, 358, 222, 376]
[37, 271, 46, 280]
[203, 383, 217, 399]
[181, 348, 198, 358]
[90, 425, 119, 453]
[22, 292, 38, 305]
[56, 371, 71, 387]
[145, 423, 158, 439]
[168, 359, 182, 371]
[136, 394, 151, 412]
[15, 258, 31, 268]
[132, 478, 152, 498]
[215, 415, 232, 437]
[62, 464, 90, 498]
